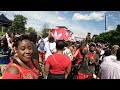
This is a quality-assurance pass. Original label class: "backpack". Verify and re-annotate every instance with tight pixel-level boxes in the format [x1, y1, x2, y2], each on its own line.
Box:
[39, 38, 45, 51]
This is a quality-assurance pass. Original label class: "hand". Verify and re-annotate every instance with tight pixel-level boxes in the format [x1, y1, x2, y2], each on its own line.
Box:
[86, 35, 91, 41]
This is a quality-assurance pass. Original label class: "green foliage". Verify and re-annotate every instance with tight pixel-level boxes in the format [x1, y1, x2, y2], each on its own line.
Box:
[10, 15, 27, 33]
[116, 24, 120, 32]
[0, 26, 9, 35]
[95, 24, 120, 46]
[27, 27, 35, 33]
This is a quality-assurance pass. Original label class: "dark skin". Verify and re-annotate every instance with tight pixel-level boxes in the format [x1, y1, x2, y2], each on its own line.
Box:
[31, 41, 43, 76]
[6, 39, 34, 79]
[44, 49, 71, 79]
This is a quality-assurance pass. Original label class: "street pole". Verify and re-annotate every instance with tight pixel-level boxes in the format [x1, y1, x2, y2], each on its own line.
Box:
[105, 14, 107, 32]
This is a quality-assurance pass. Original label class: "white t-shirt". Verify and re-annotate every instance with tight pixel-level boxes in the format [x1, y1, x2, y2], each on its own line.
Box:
[100, 55, 118, 79]
[101, 59, 120, 79]
[44, 41, 56, 61]
[102, 55, 116, 64]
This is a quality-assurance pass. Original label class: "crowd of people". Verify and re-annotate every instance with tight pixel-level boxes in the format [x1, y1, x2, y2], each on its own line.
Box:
[0, 31, 120, 79]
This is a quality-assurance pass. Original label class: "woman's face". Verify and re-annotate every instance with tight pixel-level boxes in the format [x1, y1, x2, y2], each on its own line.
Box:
[16, 39, 33, 62]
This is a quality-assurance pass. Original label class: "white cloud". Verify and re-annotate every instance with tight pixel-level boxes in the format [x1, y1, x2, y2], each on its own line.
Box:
[57, 16, 66, 20]
[0, 11, 104, 36]
[72, 11, 106, 21]
[107, 26, 115, 31]
[68, 23, 102, 38]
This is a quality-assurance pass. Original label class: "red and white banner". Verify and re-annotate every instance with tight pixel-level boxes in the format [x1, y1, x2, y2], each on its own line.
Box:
[51, 27, 76, 42]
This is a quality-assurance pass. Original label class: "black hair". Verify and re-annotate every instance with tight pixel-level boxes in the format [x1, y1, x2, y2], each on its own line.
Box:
[29, 32, 37, 43]
[65, 41, 72, 47]
[13, 32, 16, 36]
[88, 32, 91, 34]
[104, 49, 111, 56]
[48, 36, 55, 43]
[13, 34, 30, 48]
[89, 43, 96, 47]
[0, 38, 8, 51]
[56, 40, 65, 50]
[116, 48, 120, 60]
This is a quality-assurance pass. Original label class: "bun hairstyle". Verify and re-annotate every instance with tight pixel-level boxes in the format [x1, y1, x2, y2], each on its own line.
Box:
[13, 34, 30, 48]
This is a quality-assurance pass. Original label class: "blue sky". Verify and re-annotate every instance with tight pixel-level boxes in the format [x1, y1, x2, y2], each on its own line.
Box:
[0, 11, 120, 38]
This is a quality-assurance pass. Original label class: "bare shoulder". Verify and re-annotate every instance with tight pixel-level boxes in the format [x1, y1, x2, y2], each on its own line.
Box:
[6, 66, 20, 75]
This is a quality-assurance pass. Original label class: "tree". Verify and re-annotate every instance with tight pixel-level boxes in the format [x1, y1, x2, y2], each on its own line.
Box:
[10, 15, 27, 33]
[116, 24, 120, 32]
[41, 23, 51, 38]
[94, 24, 120, 46]
[27, 27, 35, 33]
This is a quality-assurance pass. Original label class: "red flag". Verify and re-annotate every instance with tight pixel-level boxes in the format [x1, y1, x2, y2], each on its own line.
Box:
[52, 27, 76, 42]
[52, 28, 67, 41]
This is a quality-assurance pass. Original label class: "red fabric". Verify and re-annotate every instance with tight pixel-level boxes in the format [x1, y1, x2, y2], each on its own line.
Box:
[75, 60, 82, 65]
[87, 52, 96, 61]
[45, 53, 71, 74]
[75, 49, 83, 64]
[76, 49, 83, 59]
[76, 72, 93, 79]
[52, 28, 72, 41]
[39, 52, 45, 62]
[2, 60, 38, 79]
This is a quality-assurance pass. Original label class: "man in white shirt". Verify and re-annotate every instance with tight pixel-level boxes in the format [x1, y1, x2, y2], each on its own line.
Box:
[100, 45, 120, 79]
[101, 45, 119, 64]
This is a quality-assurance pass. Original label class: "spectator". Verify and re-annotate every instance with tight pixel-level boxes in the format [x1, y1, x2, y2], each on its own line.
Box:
[100, 47, 120, 79]
[63, 41, 73, 61]
[2, 34, 39, 79]
[0, 38, 11, 75]
[44, 36, 56, 61]
[45, 40, 72, 79]
[29, 32, 43, 76]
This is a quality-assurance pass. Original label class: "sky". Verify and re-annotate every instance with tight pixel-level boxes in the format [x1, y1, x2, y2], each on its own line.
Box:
[0, 11, 120, 38]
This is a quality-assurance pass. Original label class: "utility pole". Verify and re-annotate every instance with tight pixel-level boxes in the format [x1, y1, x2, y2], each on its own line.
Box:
[105, 14, 107, 32]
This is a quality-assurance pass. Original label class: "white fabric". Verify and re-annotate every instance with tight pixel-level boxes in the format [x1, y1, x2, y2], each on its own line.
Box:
[44, 41, 56, 61]
[102, 55, 116, 64]
[38, 39, 42, 52]
[44, 37, 48, 43]
[63, 47, 73, 61]
[100, 55, 120, 79]
[101, 60, 120, 79]
[38, 37, 48, 52]
[100, 50, 105, 55]
[5, 33, 12, 48]
[99, 50, 105, 61]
